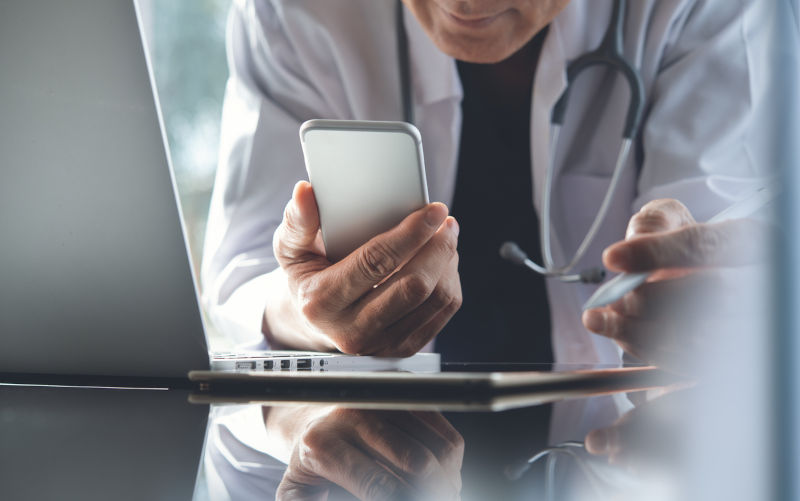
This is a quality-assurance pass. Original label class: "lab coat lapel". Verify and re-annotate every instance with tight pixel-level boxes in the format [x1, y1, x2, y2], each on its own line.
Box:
[402, 4, 462, 205]
[530, 19, 568, 218]
[530, 0, 609, 253]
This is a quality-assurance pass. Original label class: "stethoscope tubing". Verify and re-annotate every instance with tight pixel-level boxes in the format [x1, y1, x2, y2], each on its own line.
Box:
[541, 0, 644, 280]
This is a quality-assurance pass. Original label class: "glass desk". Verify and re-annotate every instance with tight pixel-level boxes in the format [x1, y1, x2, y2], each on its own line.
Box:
[0, 363, 694, 500]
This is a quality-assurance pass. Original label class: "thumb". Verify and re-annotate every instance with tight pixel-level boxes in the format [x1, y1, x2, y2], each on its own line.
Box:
[274, 181, 325, 266]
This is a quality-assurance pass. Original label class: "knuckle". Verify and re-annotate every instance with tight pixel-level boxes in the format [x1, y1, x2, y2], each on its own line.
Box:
[659, 198, 694, 223]
[296, 283, 324, 321]
[439, 230, 459, 256]
[429, 286, 454, 310]
[603, 311, 625, 340]
[399, 448, 436, 476]
[280, 203, 306, 244]
[439, 440, 463, 465]
[358, 241, 401, 280]
[350, 317, 383, 343]
[632, 209, 670, 233]
[448, 291, 464, 314]
[336, 335, 369, 355]
[297, 296, 319, 321]
[299, 426, 334, 462]
[282, 203, 297, 231]
[360, 470, 401, 501]
[641, 198, 681, 214]
[452, 432, 466, 454]
[400, 274, 434, 303]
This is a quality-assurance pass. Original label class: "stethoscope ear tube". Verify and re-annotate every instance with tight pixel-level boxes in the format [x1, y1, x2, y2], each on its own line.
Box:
[550, 0, 644, 138]
[550, 0, 644, 139]
[552, 59, 644, 139]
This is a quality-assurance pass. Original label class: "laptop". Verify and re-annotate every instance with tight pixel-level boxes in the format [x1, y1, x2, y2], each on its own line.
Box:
[0, 0, 437, 385]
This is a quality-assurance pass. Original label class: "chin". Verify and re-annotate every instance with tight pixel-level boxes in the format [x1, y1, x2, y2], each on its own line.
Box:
[435, 35, 524, 63]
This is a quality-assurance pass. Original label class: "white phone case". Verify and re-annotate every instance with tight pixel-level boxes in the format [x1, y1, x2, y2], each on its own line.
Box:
[299, 120, 430, 262]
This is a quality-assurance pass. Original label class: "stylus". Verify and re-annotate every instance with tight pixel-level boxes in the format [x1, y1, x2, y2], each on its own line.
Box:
[582, 183, 779, 311]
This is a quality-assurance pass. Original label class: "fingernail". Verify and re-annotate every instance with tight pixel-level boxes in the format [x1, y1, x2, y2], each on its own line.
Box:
[293, 180, 308, 198]
[425, 203, 448, 227]
[582, 309, 606, 333]
[586, 428, 610, 454]
[447, 217, 460, 236]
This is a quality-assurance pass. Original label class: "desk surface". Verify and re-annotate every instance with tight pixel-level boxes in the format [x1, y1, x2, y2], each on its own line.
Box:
[0, 364, 682, 500]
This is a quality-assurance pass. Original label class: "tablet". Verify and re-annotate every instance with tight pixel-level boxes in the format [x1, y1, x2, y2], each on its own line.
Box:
[188, 367, 681, 412]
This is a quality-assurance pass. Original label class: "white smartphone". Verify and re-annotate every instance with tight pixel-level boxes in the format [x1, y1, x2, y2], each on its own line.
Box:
[299, 119, 430, 262]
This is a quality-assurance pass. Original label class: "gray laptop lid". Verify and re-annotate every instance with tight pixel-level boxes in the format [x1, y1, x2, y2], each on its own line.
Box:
[0, 0, 209, 377]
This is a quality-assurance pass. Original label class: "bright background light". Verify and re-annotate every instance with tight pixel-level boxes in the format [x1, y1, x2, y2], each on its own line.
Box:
[138, 0, 229, 280]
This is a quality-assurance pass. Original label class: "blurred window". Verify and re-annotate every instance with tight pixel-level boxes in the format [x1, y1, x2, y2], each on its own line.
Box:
[138, 0, 230, 276]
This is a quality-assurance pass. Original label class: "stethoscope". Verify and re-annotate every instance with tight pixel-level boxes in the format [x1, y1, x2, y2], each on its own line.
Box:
[395, 0, 644, 284]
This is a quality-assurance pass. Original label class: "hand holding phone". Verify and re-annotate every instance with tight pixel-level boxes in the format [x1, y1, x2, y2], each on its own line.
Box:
[261, 121, 462, 356]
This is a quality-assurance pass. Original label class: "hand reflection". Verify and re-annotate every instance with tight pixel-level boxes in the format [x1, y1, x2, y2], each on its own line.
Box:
[585, 390, 687, 472]
[265, 406, 464, 501]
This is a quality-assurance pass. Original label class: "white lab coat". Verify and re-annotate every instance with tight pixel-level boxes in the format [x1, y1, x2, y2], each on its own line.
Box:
[200, 0, 780, 472]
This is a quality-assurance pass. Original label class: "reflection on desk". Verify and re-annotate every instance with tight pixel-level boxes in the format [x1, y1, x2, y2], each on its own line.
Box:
[0, 364, 716, 501]
[0, 385, 208, 501]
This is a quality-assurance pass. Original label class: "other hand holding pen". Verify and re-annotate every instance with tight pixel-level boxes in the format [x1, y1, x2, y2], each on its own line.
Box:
[581, 198, 773, 374]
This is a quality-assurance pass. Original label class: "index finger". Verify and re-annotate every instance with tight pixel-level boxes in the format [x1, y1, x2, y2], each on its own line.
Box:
[321, 203, 449, 308]
[603, 219, 771, 272]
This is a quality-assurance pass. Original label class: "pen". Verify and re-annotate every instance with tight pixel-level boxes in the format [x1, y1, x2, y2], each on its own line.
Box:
[582, 183, 780, 311]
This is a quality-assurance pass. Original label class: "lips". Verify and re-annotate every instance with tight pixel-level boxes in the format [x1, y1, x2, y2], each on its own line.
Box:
[442, 7, 503, 29]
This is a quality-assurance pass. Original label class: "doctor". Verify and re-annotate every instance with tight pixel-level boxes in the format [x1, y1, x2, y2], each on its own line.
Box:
[202, 0, 775, 372]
